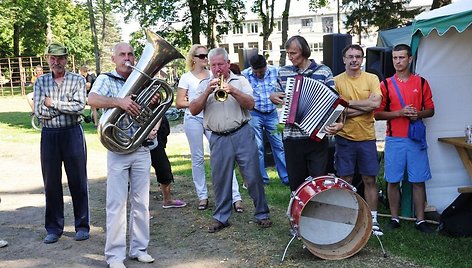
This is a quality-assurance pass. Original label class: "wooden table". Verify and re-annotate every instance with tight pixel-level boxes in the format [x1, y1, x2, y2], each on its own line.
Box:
[438, 136, 472, 193]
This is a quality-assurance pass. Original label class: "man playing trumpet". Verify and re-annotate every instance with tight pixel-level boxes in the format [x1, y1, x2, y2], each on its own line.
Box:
[189, 47, 272, 233]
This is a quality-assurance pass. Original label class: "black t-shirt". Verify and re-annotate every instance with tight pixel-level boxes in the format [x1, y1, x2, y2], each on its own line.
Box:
[85, 73, 96, 92]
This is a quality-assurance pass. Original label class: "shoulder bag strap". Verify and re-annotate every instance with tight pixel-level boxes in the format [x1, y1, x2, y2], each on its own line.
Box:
[391, 77, 406, 108]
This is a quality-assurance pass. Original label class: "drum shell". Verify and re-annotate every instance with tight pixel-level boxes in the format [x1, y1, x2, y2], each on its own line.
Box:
[288, 176, 372, 260]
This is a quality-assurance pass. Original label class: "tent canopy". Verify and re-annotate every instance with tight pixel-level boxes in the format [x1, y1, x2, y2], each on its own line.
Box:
[376, 25, 413, 47]
[412, 0, 472, 54]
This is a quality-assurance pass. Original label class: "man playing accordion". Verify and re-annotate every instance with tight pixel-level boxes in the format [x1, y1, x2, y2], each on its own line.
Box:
[271, 35, 343, 192]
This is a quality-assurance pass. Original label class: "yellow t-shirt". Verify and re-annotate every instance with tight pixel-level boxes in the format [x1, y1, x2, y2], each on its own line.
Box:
[334, 71, 381, 141]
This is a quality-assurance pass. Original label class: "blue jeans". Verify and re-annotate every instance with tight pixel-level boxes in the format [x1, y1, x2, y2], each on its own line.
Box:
[249, 110, 288, 184]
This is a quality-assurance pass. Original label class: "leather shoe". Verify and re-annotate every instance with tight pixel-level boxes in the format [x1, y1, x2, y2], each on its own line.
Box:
[75, 230, 90, 241]
[133, 253, 154, 263]
[43, 234, 60, 244]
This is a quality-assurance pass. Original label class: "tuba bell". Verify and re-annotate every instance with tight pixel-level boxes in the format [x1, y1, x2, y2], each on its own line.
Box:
[214, 73, 228, 102]
[97, 29, 184, 154]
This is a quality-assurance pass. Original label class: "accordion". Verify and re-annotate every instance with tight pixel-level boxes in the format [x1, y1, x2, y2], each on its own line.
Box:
[279, 75, 347, 140]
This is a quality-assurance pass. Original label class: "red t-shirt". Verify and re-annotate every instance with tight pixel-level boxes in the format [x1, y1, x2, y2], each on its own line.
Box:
[376, 74, 435, 137]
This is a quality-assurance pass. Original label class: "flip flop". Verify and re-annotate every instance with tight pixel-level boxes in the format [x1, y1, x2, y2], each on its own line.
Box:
[256, 218, 272, 228]
[198, 199, 208, 210]
[208, 220, 230, 233]
[162, 199, 187, 209]
[233, 201, 244, 213]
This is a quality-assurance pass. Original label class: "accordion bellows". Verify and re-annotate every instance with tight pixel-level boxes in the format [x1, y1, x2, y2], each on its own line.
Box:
[279, 75, 347, 140]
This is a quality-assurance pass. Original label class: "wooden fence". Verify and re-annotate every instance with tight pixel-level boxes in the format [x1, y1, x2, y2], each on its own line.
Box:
[0, 55, 76, 96]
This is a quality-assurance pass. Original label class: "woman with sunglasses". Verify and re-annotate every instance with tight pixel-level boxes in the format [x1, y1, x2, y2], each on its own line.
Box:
[176, 45, 243, 212]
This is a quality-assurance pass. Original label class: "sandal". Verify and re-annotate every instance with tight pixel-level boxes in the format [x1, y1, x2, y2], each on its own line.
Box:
[256, 218, 272, 228]
[208, 220, 230, 233]
[233, 200, 244, 213]
[198, 199, 208, 210]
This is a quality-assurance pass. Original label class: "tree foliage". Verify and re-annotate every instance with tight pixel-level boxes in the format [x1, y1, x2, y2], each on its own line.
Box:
[251, 0, 276, 57]
[111, 0, 244, 51]
[0, 0, 95, 64]
[342, 0, 422, 44]
[431, 0, 451, 10]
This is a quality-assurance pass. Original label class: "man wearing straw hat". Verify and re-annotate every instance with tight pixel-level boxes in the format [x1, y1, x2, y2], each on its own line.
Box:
[33, 42, 90, 244]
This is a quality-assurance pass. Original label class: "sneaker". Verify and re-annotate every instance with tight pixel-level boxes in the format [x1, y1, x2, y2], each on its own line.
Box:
[415, 221, 435, 233]
[109, 262, 126, 268]
[372, 222, 384, 236]
[0, 240, 8, 248]
[162, 199, 187, 209]
[132, 253, 154, 263]
[388, 219, 401, 230]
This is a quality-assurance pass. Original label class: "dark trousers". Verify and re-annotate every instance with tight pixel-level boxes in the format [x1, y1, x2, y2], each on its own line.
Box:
[283, 137, 329, 191]
[150, 142, 173, 185]
[40, 125, 90, 235]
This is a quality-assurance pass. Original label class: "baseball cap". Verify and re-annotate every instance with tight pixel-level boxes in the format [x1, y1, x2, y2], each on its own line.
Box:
[45, 42, 68, 56]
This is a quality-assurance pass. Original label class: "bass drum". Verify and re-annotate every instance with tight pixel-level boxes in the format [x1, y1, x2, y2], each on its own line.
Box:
[287, 175, 372, 260]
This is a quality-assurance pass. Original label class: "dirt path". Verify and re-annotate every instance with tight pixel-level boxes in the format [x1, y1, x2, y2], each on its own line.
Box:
[0, 121, 421, 268]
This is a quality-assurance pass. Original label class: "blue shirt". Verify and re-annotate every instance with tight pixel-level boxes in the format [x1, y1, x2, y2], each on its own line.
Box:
[242, 65, 281, 113]
[277, 60, 335, 139]
[34, 71, 86, 128]
[90, 70, 139, 138]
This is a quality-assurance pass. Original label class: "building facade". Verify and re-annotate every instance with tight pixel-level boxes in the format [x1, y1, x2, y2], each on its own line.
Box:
[202, 0, 430, 67]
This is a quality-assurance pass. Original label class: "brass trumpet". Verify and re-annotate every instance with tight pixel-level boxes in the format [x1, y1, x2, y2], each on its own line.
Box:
[214, 74, 228, 102]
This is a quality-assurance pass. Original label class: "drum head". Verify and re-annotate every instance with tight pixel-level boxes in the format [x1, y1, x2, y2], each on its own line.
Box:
[299, 189, 372, 260]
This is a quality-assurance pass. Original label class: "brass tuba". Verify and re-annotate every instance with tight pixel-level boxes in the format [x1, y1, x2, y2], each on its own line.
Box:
[214, 73, 228, 102]
[97, 29, 184, 154]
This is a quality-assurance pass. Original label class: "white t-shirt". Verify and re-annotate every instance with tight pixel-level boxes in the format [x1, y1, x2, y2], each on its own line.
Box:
[178, 71, 209, 118]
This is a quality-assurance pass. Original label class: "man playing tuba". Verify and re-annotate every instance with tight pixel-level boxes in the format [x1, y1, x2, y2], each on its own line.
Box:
[88, 42, 157, 268]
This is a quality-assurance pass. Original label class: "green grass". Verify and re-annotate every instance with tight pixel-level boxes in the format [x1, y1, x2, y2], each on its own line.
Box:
[2, 95, 472, 267]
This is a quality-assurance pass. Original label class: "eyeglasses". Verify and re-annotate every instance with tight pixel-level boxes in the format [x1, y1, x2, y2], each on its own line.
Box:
[194, 54, 208, 59]
[344, 55, 363, 60]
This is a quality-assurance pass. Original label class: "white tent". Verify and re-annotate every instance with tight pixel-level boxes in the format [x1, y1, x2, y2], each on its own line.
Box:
[412, 0, 472, 212]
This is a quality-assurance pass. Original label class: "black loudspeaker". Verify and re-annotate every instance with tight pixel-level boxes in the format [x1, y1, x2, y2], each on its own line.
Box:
[238, 48, 258, 71]
[323, 34, 352, 76]
[366, 47, 395, 81]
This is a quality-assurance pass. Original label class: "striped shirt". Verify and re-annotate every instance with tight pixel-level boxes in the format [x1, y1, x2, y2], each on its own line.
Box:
[277, 60, 335, 139]
[33, 71, 86, 128]
[90, 70, 138, 137]
[242, 65, 281, 113]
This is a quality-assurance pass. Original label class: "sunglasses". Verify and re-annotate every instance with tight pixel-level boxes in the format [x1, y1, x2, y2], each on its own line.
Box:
[194, 54, 208, 59]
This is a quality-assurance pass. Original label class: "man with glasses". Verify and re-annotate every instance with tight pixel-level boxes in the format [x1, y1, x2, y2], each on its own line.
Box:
[333, 44, 383, 236]
[33, 42, 90, 244]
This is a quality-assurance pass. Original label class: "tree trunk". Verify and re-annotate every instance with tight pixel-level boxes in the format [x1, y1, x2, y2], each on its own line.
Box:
[86, 0, 101, 74]
[279, 0, 291, 66]
[188, 0, 202, 44]
[13, 23, 21, 57]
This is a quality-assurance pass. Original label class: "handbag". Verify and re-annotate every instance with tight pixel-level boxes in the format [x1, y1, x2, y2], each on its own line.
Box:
[391, 77, 427, 149]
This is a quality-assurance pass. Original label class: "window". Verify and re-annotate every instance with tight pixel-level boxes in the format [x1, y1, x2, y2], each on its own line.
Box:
[301, 18, 313, 28]
[233, 43, 244, 53]
[248, 42, 259, 49]
[310, 42, 323, 52]
[233, 25, 243, 34]
[322, 17, 334, 33]
[219, 44, 229, 54]
[247, 22, 259, 34]
[276, 21, 282, 32]
[266, 41, 272, 51]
